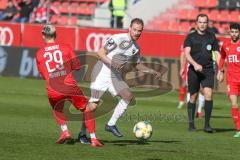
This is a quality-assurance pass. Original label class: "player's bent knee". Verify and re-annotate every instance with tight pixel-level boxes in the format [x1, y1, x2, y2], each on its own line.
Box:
[229, 95, 238, 106]
[87, 102, 98, 111]
[189, 93, 198, 103]
[122, 92, 134, 102]
[204, 93, 212, 100]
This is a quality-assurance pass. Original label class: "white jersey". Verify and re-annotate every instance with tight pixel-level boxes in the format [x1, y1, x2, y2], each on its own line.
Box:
[89, 33, 141, 102]
[93, 33, 141, 77]
[104, 33, 140, 63]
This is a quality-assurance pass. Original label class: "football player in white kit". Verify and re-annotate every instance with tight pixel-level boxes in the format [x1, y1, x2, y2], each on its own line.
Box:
[79, 18, 161, 138]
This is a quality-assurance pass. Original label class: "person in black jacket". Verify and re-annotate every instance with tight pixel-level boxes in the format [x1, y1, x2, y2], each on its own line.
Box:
[13, 0, 33, 23]
[0, 0, 18, 21]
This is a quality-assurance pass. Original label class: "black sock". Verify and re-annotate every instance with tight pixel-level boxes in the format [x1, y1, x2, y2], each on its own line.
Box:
[204, 100, 213, 127]
[188, 102, 196, 128]
[80, 115, 86, 136]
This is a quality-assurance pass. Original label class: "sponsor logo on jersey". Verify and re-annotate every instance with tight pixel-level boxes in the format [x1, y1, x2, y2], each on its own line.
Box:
[237, 47, 240, 52]
[132, 49, 136, 54]
[206, 44, 212, 51]
[119, 40, 132, 50]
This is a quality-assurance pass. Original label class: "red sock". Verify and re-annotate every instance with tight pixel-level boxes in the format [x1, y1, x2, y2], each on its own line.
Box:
[84, 111, 95, 134]
[179, 86, 187, 102]
[231, 107, 240, 131]
[53, 104, 66, 125]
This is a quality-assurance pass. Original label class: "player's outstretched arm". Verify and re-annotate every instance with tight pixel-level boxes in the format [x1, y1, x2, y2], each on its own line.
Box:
[97, 47, 111, 65]
[135, 63, 161, 79]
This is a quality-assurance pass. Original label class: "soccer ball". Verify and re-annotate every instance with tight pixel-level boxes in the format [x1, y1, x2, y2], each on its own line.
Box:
[133, 121, 153, 141]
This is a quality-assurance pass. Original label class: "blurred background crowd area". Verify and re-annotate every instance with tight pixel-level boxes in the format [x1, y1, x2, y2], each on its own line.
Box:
[0, 0, 240, 35]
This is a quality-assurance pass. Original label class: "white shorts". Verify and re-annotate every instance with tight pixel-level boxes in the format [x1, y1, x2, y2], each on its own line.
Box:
[89, 73, 129, 102]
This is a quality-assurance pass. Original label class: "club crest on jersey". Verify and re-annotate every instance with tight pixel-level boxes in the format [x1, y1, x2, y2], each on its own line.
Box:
[107, 38, 115, 45]
[132, 49, 136, 54]
[206, 44, 212, 51]
[237, 47, 240, 52]
[105, 38, 117, 52]
[119, 40, 132, 50]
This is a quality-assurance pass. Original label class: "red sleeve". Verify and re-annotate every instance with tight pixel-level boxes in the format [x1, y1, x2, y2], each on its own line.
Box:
[36, 50, 46, 79]
[218, 43, 226, 71]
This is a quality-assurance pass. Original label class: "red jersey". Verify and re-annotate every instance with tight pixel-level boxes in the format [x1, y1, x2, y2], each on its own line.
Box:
[31, 6, 59, 23]
[220, 39, 240, 83]
[36, 43, 81, 97]
[31, 7, 47, 23]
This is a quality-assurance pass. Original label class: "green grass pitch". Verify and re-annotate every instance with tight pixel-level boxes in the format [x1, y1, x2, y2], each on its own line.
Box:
[0, 77, 239, 160]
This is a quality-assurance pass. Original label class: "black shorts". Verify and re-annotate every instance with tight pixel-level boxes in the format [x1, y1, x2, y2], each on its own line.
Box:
[187, 67, 215, 94]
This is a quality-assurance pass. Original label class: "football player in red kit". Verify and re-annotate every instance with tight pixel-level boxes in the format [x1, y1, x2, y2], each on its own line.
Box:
[217, 23, 240, 138]
[36, 24, 103, 147]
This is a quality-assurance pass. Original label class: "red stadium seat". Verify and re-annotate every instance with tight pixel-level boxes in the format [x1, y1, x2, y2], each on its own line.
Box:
[86, 3, 96, 15]
[221, 23, 229, 32]
[50, 15, 58, 24]
[78, 3, 88, 15]
[70, 16, 78, 25]
[168, 21, 179, 32]
[188, 9, 198, 20]
[177, 9, 189, 20]
[145, 23, 156, 30]
[71, 2, 79, 14]
[209, 10, 219, 21]
[213, 22, 220, 29]
[199, 9, 209, 15]
[59, 2, 69, 14]
[179, 22, 190, 33]
[195, 0, 218, 8]
[218, 26, 226, 34]
[229, 10, 240, 22]
[208, 0, 218, 8]
[59, 16, 69, 25]
[218, 10, 230, 22]
[195, 0, 208, 8]
[159, 21, 170, 31]
[190, 22, 196, 28]
[52, 1, 60, 8]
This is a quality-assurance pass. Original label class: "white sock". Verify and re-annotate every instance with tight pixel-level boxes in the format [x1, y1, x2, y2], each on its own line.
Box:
[107, 99, 130, 126]
[90, 133, 96, 139]
[197, 93, 205, 113]
[186, 93, 190, 102]
[60, 124, 68, 132]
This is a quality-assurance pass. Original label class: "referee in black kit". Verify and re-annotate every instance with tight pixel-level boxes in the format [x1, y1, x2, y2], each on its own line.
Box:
[184, 14, 220, 133]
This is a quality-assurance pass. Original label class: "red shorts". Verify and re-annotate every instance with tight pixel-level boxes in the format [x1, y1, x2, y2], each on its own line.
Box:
[227, 82, 240, 96]
[48, 89, 87, 112]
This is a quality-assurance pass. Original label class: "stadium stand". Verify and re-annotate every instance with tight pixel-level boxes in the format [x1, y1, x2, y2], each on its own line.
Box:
[55, 0, 108, 26]
[145, 0, 240, 34]
[0, 0, 109, 26]
[1, 0, 239, 34]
